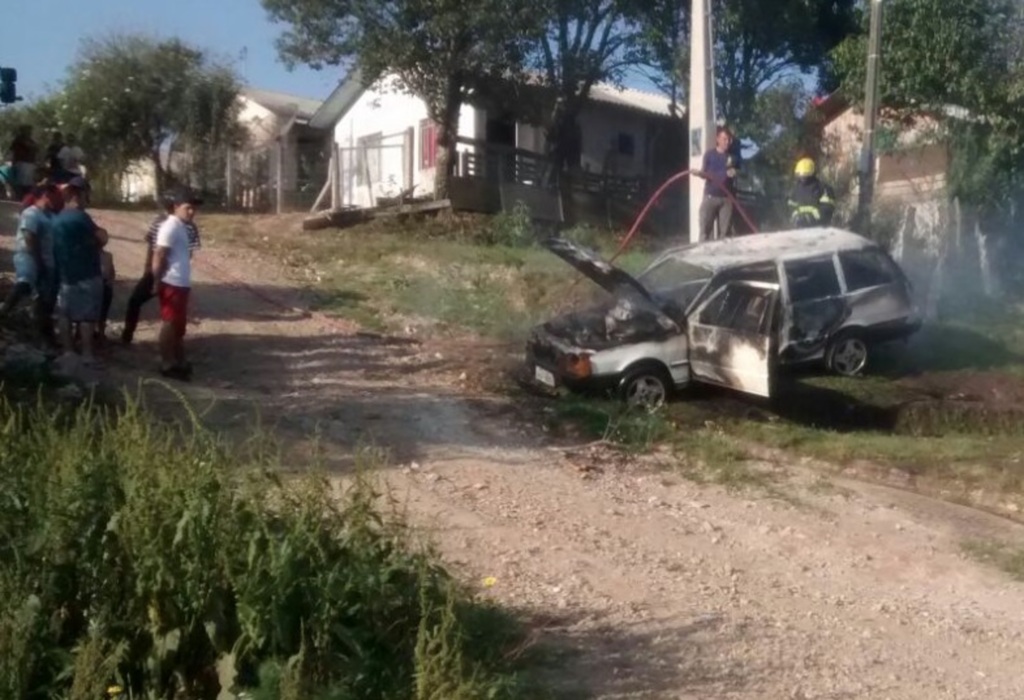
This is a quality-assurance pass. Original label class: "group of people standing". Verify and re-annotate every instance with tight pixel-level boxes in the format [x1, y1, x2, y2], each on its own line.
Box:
[1, 126, 86, 200]
[3, 179, 201, 381]
[696, 126, 836, 240]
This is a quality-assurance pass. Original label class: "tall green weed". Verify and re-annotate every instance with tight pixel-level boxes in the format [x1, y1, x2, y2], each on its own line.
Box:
[0, 394, 532, 699]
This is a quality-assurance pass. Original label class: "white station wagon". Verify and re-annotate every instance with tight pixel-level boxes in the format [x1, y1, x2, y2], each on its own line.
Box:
[526, 227, 922, 407]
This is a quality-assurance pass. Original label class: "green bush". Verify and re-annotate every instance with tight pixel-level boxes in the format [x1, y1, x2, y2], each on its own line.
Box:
[483, 202, 534, 247]
[0, 394, 530, 699]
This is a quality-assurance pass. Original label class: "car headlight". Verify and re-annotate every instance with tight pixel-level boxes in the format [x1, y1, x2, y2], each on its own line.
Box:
[560, 353, 592, 378]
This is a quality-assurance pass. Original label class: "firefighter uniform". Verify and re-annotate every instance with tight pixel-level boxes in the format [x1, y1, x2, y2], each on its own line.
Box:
[788, 158, 836, 228]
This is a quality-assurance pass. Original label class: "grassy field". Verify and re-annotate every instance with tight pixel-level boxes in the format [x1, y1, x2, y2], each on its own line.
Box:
[200, 210, 653, 339]
[0, 383, 551, 700]
[201, 210, 1024, 512]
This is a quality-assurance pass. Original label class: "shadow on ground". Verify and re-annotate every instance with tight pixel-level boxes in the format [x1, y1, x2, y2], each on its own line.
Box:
[530, 611, 799, 699]
[112, 327, 530, 468]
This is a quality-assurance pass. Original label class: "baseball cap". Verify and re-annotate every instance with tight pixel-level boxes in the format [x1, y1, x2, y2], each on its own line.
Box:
[62, 175, 87, 191]
[165, 188, 204, 206]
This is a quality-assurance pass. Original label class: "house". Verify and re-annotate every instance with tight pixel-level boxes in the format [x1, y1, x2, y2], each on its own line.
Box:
[228, 87, 326, 210]
[117, 87, 325, 209]
[813, 93, 951, 208]
[307, 70, 685, 216]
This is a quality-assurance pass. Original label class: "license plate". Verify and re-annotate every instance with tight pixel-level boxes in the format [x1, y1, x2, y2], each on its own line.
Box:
[534, 366, 556, 387]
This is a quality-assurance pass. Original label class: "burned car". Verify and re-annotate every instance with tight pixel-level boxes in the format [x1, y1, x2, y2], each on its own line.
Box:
[527, 228, 921, 407]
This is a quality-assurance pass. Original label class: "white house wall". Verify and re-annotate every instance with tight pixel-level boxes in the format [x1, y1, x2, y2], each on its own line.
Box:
[332, 76, 481, 207]
[237, 97, 302, 192]
[577, 105, 649, 178]
[511, 105, 653, 178]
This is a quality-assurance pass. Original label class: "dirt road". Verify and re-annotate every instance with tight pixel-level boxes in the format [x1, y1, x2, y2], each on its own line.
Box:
[8, 207, 1024, 699]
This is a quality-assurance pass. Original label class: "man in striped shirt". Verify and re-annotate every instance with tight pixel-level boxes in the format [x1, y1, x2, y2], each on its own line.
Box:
[121, 196, 201, 345]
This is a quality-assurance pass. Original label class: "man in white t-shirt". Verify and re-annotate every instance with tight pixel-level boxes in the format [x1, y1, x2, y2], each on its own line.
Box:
[152, 188, 201, 381]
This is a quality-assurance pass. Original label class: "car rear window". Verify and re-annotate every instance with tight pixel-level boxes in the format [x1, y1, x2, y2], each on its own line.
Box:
[784, 257, 841, 302]
[840, 249, 897, 291]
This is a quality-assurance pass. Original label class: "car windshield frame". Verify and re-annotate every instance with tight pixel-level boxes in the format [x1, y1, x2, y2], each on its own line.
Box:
[638, 255, 715, 312]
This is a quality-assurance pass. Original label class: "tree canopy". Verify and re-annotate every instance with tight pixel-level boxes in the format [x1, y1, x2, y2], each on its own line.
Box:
[528, 0, 652, 174]
[832, 0, 1024, 206]
[54, 34, 242, 195]
[263, 0, 540, 198]
[643, 0, 857, 132]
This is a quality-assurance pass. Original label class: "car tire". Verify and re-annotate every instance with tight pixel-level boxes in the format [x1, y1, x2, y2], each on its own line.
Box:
[825, 331, 869, 377]
[618, 364, 673, 410]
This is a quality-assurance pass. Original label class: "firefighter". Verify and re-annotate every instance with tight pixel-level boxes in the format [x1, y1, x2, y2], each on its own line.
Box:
[788, 158, 835, 229]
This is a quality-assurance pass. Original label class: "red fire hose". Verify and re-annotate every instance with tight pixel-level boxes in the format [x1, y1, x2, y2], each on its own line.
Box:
[607, 169, 759, 264]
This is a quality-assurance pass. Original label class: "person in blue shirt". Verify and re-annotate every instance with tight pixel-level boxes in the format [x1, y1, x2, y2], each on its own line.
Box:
[0, 184, 61, 344]
[697, 127, 741, 241]
[51, 178, 108, 364]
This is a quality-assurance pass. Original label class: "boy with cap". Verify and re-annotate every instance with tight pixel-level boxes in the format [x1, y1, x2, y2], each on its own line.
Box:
[122, 195, 202, 345]
[152, 189, 201, 380]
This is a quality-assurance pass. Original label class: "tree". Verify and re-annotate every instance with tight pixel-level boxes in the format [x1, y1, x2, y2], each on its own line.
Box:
[530, 0, 651, 177]
[263, 0, 540, 199]
[0, 97, 61, 159]
[832, 0, 1024, 206]
[643, 0, 857, 136]
[832, 0, 1024, 299]
[57, 34, 242, 197]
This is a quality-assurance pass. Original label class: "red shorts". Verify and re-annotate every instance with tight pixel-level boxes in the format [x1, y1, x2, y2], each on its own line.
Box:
[158, 283, 190, 337]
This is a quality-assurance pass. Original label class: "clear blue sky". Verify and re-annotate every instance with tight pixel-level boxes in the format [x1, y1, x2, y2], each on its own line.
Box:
[0, 0, 342, 102]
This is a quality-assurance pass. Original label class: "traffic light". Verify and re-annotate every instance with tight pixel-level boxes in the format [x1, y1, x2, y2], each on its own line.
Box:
[0, 68, 18, 105]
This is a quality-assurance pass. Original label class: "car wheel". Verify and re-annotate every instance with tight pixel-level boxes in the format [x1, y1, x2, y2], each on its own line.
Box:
[826, 332, 869, 377]
[619, 365, 672, 409]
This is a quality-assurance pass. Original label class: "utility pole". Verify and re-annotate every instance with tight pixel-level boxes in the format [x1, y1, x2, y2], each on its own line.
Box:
[687, 0, 717, 243]
[856, 0, 884, 235]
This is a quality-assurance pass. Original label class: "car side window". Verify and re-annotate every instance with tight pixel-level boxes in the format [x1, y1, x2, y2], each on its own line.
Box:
[840, 250, 897, 291]
[698, 285, 772, 334]
[784, 257, 841, 303]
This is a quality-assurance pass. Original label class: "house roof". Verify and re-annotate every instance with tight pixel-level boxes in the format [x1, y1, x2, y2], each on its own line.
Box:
[812, 91, 979, 129]
[308, 70, 680, 130]
[588, 83, 679, 118]
[810, 92, 850, 125]
[658, 227, 875, 272]
[309, 68, 369, 130]
[240, 87, 323, 120]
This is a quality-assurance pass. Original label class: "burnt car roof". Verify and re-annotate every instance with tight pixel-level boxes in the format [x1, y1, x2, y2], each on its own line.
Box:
[656, 227, 876, 272]
[544, 237, 654, 301]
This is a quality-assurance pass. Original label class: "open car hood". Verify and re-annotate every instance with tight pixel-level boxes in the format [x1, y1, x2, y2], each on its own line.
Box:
[543, 238, 681, 343]
[544, 237, 654, 302]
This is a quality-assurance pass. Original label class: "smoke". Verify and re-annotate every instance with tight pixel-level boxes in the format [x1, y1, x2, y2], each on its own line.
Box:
[882, 193, 1024, 326]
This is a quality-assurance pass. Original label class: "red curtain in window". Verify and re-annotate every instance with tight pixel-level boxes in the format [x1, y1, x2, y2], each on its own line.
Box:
[420, 119, 439, 169]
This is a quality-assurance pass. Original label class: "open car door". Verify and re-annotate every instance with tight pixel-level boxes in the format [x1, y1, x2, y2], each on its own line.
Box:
[687, 281, 779, 397]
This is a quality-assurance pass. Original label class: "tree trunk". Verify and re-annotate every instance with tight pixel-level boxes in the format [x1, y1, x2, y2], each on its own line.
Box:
[432, 78, 464, 201]
[545, 101, 581, 187]
[151, 151, 163, 201]
[434, 122, 456, 201]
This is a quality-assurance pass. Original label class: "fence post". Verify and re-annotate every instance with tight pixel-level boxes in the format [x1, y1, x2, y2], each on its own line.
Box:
[225, 146, 234, 208]
[332, 143, 342, 209]
[404, 126, 414, 197]
[275, 138, 284, 214]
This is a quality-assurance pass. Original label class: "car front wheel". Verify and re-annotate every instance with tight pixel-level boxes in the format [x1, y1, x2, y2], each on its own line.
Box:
[826, 332, 869, 377]
[619, 365, 672, 409]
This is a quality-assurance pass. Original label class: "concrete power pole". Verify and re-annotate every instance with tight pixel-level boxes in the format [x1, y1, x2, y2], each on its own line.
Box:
[856, 0, 885, 234]
[687, 0, 717, 243]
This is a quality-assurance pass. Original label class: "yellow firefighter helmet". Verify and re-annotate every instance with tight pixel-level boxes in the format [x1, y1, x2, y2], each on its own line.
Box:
[794, 157, 816, 177]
